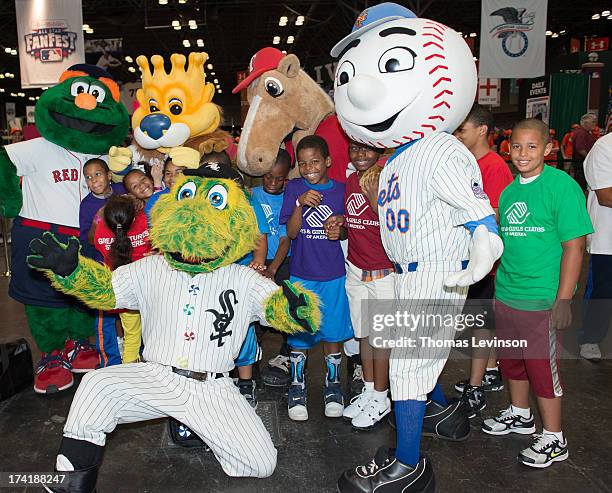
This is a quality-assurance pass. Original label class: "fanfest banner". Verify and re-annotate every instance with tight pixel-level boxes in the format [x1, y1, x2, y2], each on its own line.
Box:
[15, 0, 85, 88]
[479, 0, 547, 79]
[478, 78, 501, 107]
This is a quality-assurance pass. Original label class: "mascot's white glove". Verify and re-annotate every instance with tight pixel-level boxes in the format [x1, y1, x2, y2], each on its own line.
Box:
[108, 146, 133, 173]
[444, 224, 503, 288]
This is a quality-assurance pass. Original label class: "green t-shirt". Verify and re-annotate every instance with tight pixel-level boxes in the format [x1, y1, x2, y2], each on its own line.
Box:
[496, 165, 593, 310]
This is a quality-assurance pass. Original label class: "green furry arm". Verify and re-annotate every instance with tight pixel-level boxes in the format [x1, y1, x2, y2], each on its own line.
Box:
[0, 147, 23, 217]
[45, 255, 116, 310]
[264, 282, 321, 335]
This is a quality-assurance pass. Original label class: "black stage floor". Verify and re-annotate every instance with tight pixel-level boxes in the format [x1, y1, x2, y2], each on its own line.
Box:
[1, 278, 611, 493]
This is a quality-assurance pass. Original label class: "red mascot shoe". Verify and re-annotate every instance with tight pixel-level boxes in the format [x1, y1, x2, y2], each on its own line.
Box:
[64, 339, 99, 373]
[34, 350, 74, 394]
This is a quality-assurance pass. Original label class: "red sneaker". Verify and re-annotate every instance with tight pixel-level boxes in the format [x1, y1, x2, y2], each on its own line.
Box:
[34, 350, 74, 394]
[64, 339, 99, 373]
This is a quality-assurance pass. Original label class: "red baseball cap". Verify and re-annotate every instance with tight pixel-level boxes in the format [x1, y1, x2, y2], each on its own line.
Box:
[232, 47, 285, 94]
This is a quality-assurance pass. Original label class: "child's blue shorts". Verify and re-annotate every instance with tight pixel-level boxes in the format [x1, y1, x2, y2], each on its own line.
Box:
[287, 275, 354, 350]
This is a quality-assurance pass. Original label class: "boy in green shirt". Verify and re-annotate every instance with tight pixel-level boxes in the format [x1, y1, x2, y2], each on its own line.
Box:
[482, 119, 593, 468]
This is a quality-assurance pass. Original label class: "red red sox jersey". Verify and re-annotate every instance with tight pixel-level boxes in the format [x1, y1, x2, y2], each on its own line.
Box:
[378, 133, 494, 267]
[5, 137, 106, 227]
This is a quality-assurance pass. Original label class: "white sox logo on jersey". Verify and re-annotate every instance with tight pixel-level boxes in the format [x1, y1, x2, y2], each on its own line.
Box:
[304, 205, 333, 228]
[206, 290, 238, 347]
[346, 193, 369, 216]
[505, 202, 530, 225]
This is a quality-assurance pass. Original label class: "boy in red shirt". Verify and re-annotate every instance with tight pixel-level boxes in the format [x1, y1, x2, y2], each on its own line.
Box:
[453, 103, 514, 417]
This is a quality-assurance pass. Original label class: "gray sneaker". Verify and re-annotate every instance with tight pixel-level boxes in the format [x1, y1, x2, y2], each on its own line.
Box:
[580, 343, 601, 361]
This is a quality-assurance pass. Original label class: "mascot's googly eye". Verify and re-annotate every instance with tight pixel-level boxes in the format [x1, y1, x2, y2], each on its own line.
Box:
[336, 61, 355, 86]
[207, 184, 228, 210]
[149, 99, 160, 113]
[378, 47, 416, 73]
[70, 81, 90, 96]
[177, 181, 197, 201]
[264, 77, 284, 98]
[169, 98, 183, 115]
[88, 84, 106, 103]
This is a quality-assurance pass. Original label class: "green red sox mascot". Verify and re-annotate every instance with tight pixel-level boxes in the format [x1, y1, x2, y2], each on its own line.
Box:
[0, 65, 129, 394]
[331, 3, 504, 492]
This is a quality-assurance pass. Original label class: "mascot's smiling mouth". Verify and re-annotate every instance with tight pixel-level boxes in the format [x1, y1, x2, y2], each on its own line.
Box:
[168, 247, 230, 266]
[50, 111, 116, 134]
[361, 106, 407, 133]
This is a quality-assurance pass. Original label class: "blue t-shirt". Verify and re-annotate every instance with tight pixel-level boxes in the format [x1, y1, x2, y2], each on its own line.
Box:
[145, 188, 170, 224]
[251, 186, 289, 260]
[236, 198, 271, 266]
[79, 183, 125, 262]
[279, 178, 345, 281]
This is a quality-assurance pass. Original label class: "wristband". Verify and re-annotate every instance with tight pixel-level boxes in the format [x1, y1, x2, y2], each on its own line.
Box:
[295, 198, 301, 207]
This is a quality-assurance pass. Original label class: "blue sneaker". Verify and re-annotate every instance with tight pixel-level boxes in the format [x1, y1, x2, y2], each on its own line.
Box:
[288, 384, 308, 421]
[324, 381, 344, 418]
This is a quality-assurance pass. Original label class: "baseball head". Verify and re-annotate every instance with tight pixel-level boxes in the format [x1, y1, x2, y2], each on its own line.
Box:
[332, 12, 477, 148]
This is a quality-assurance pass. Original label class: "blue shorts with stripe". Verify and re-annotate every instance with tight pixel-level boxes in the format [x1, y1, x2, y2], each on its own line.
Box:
[288, 275, 354, 350]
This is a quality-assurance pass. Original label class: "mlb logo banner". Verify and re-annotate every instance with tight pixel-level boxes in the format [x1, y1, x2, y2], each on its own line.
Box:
[479, 0, 547, 79]
[15, 0, 85, 88]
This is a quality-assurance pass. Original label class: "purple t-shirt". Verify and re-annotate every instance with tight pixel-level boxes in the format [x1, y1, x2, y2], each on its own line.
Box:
[279, 178, 345, 281]
[79, 182, 125, 262]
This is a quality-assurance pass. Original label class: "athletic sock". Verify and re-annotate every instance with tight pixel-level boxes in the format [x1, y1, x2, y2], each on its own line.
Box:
[543, 428, 565, 443]
[510, 404, 531, 418]
[427, 382, 447, 406]
[363, 380, 375, 393]
[486, 366, 499, 372]
[372, 388, 388, 401]
[394, 399, 426, 467]
[325, 352, 342, 385]
[290, 351, 306, 389]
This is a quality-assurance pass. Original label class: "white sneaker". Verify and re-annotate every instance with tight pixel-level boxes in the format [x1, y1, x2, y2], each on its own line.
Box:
[518, 433, 568, 468]
[580, 343, 601, 361]
[352, 397, 391, 430]
[482, 406, 535, 435]
[343, 388, 373, 420]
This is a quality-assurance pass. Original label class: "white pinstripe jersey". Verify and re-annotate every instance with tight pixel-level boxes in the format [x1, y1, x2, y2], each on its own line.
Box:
[111, 255, 279, 373]
[378, 133, 494, 266]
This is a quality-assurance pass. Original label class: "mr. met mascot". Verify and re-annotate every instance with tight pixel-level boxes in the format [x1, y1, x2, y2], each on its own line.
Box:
[331, 3, 503, 492]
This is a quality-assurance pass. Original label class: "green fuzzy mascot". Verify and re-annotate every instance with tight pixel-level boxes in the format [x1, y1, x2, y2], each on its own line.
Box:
[27, 159, 320, 491]
[0, 64, 129, 394]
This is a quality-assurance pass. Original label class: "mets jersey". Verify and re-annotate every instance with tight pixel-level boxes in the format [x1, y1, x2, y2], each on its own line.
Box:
[377, 132, 494, 267]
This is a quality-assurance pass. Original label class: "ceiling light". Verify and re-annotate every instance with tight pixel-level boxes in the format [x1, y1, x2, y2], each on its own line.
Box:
[18, 92, 25, 97]
[551, 32, 559, 38]
[125, 55, 133, 63]
[36, 96, 40, 99]
[190, 24, 197, 29]
[469, 32, 477, 37]
[273, 36, 280, 44]
[546, 30, 552, 36]
[128, 66, 136, 72]
[279, 16, 288, 26]
[592, 14, 600, 19]
[158, 0, 168, 4]
[559, 29, 566, 34]
[0, 89, 4, 92]
[196, 39, 204, 47]
[10, 93, 17, 97]
[207, 63, 213, 69]
[287, 35, 295, 44]
[172, 20, 180, 27]
[4, 47, 11, 53]
[183, 40, 190, 47]
[473, 56, 478, 61]
[178, 0, 187, 3]
[282, 50, 287, 54]
[86, 28, 93, 34]
[218, 89, 222, 94]
[602, 10, 610, 16]
[174, 26, 181, 30]
[457, 32, 463, 36]
[82, 24, 89, 30]
[210, 71, 215, 75]
[295, 15, 304, 26]
[5, 72, 12, 77]
[213, 78, 218, 83]
[41, 86, 47, 89]
[0, 74, 4, 79]
[28, 96, 35, 101]
[188, 19, 196, 25]
[10, 49, 17, 55]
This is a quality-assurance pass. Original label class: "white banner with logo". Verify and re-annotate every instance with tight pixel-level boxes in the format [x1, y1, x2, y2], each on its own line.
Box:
[478, 78, 501, 106]
[15, 0, 85, 88]
[479, 0, 547, 78]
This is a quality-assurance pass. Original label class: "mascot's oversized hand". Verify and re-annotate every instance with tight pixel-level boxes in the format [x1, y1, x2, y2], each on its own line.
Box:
[282, 281, 317, 334]
[444, 225, 503, 288]
[27, 232, 79, 278]
[108, 146, 133, 173]
[158, 146, 200, 169]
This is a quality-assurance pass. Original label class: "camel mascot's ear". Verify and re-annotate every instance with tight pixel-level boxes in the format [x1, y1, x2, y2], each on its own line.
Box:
[277, 54, 300, 78]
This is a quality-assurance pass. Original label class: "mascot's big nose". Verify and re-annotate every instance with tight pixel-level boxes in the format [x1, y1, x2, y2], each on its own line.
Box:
[347, 75, 385, 111]
[140, 113, 171, 140]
